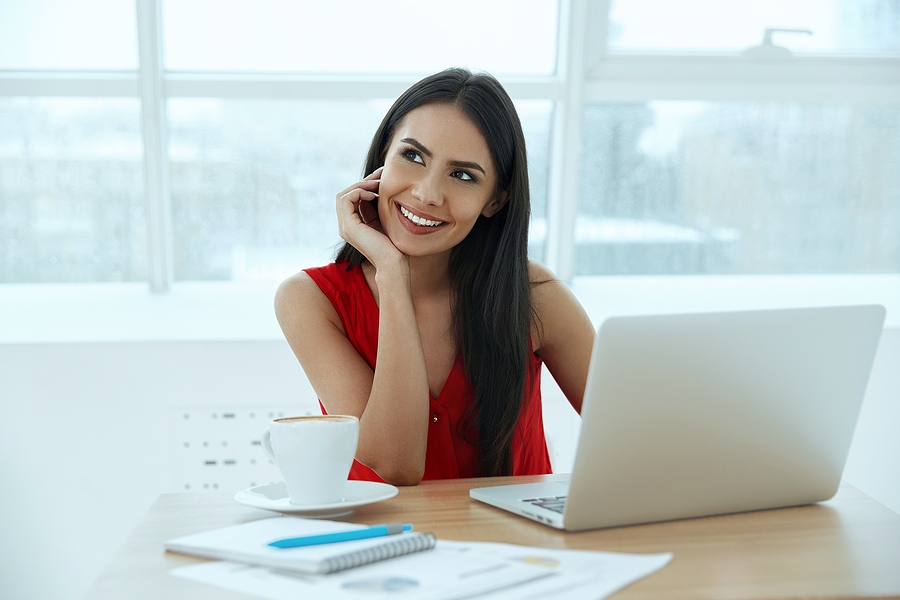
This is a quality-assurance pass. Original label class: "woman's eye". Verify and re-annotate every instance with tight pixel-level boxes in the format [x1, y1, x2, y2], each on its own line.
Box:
[452, 170, 474, 182]
[403, 149, 424, 164]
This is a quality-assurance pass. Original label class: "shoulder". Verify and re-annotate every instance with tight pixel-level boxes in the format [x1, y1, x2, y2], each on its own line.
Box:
[275, 270, 320, 306]
[275, 269, 345, 337]
[528, 259, 557, 287]
[528, 259, 568, 310]
[301, 262, 360, 293]
[527, 260, 590, 351]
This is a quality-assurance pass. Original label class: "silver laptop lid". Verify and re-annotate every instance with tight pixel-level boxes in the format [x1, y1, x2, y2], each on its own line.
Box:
[564, 305, 885, 531]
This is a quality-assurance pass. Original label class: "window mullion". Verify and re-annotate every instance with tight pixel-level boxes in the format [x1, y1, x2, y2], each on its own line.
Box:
[545, 0, 592, 282]
[136, 0, 173, 293]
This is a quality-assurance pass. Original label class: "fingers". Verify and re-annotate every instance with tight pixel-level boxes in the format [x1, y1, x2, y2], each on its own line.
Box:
[336, 166, 385, 248]
[336, 181, 378, 203]
[336, 166, 383, 203]
[357, 197, 379, 225]
[337, 167, 383, 226]
[337, 188, 378, 225]
[333, 167, 403, 266]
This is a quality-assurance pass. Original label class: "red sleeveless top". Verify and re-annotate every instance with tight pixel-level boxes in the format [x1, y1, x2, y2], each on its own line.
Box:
[304, 262, 552, 481]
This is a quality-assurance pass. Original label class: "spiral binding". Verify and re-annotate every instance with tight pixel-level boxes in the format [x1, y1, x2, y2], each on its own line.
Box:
[321, 532, 436, 573]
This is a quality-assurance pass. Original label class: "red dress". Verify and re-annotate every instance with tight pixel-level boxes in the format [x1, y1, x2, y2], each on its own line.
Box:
[304, 262, 552, 481]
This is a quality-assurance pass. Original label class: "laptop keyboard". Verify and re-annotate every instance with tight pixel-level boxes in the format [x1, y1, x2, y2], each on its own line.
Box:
[521, 495, 567, 514]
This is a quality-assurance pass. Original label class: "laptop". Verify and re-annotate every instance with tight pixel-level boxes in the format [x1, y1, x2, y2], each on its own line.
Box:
[470, 304, 886, 531]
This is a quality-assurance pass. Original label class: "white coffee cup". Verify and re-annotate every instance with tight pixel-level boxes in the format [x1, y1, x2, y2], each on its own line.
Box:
[260, 415, 359, 506]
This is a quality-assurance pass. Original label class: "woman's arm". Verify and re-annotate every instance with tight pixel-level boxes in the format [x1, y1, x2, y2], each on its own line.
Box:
[530, 261, 595, 414]
[274, 171, 430, 485]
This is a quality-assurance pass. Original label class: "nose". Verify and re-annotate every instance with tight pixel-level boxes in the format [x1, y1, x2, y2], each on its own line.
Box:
[410, 170, 444, 207]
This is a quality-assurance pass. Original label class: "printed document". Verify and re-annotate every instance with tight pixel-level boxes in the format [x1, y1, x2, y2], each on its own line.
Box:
[171, 539, 671, 600]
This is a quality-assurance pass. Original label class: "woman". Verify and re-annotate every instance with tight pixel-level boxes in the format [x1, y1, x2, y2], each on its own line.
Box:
[275, 68, 594, 485]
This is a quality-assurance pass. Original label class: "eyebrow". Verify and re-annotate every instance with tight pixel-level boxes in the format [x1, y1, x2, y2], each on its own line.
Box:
[399, 137, 487, 176]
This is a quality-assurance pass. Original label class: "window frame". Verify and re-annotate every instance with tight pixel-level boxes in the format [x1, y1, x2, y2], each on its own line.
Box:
[0, 0, 898, 290]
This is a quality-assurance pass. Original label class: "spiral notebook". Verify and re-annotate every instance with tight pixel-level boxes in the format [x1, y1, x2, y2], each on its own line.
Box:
[165, 517, 435, 575]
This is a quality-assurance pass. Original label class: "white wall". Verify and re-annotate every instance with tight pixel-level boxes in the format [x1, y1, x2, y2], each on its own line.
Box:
[0, 340, 315, 600]
[842, 328, 900, 512]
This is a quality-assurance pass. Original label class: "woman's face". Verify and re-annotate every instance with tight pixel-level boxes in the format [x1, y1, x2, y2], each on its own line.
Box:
[376, 102, 507, 259]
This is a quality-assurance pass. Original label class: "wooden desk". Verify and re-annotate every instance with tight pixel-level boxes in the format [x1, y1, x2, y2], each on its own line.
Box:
[84, 476, 900, 600]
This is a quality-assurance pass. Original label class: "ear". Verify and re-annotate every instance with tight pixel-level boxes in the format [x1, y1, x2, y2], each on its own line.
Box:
[481, 190, 509, 218]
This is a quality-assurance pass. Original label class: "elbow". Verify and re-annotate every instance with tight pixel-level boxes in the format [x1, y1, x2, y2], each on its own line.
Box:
[365, 456, 425, 486]
[356, 433, 426, 485]
[379, 468, 424, 486]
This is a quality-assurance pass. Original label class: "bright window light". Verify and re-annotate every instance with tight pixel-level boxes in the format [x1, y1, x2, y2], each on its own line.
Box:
[162, 0, 559, 74]
[608, 0, 900, 54]
[0, 0, 137, 69]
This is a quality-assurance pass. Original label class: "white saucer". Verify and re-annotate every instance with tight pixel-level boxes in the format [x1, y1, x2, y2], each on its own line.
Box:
[234, 481, 399, 518]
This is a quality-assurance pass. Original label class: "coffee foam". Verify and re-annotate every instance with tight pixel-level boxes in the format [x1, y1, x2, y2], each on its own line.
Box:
[274, 415, 356, 424]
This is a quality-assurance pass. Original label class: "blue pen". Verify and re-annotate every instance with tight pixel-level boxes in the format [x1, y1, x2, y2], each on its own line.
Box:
[268, 523, 414, 549]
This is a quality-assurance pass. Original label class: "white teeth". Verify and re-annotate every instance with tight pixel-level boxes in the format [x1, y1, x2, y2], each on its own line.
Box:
[399, 205, 444, 227]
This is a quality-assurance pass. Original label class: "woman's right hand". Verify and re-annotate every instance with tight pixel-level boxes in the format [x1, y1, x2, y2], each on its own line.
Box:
[336, 167, 407, 270]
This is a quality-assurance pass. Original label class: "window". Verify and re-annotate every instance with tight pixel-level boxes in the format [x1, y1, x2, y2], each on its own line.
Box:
[1, 0, 898, 296]
[568, 0, 900, 283]
[576, 102, 900, 275]
[0, 98, 145, 282]
[0, 0, 560, 286]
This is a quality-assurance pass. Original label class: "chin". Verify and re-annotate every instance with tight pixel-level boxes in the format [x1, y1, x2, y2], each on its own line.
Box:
[391, 240, 439, 258]
[386, 233, 451, 259]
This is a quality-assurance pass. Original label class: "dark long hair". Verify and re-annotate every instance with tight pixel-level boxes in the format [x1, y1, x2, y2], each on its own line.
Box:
[336, 68, 533, 477]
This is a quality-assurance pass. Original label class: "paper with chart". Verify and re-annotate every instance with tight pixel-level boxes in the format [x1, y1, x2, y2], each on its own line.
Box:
[437, 540, 672, 600]
[171, 539, 672, 600]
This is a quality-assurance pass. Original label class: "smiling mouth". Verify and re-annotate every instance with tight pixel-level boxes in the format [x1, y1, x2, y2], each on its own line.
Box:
[399, 205, 446, 227]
